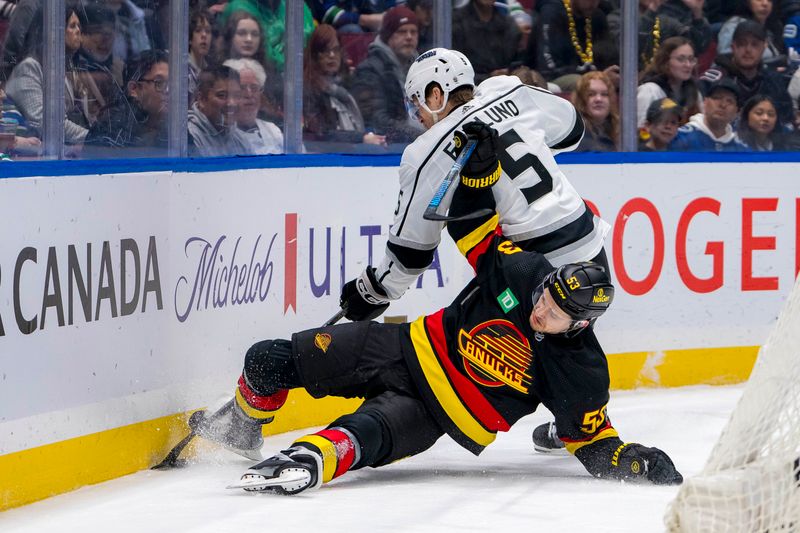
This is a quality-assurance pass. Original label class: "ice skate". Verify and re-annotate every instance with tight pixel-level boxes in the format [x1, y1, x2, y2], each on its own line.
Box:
[532, 421, 567, 455]
[194, 398, 267, 461]
[226, 446, 323, 495]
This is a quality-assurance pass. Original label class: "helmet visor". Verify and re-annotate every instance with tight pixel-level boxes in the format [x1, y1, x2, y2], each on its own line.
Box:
[531, 284, 590, 334]
[405, 97, 422, 123]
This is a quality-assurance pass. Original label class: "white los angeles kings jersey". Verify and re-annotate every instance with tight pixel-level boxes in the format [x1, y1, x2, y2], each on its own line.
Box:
[374, 75, 610, 300]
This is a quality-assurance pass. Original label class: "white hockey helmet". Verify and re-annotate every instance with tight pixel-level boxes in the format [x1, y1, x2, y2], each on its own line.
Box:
[404, 48, 475, 117]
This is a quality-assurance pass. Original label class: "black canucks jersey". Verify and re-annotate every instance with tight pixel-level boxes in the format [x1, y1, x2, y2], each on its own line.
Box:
[399, 185, 617, 455]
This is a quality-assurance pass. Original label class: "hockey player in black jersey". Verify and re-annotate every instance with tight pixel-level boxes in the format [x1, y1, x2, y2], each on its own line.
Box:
[194, 124, 682, 495]
[338, 48, 608, 453]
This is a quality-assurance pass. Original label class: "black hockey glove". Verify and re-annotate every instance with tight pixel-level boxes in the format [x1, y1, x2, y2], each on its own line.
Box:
[454, 121, 501, 188]
[340, 267, 390, 321]
[611, 443, 683, 485]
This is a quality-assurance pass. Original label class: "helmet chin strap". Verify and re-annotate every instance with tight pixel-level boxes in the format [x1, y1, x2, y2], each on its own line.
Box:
[421, 92, 450, 125]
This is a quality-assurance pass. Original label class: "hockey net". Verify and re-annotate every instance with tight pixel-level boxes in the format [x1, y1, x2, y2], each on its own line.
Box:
[664, 274, 800, 532]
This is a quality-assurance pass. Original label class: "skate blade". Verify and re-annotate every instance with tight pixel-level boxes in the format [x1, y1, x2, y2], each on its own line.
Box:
[533, 444, 569, 456]
[226, 469, 311, 491]
[221, 445, 263, 462]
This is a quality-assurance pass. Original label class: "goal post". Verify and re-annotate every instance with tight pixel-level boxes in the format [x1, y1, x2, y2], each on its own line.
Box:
[665, 274, 800, 532]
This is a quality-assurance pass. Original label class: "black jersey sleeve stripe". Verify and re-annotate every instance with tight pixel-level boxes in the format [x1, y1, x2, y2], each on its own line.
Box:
[550, 111, 585, 150]
[387, 241, 437, 270]
[516, 206, 596, 253]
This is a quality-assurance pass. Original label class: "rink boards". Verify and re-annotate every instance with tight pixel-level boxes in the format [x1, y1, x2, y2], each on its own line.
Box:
[0, 154, 798, 509]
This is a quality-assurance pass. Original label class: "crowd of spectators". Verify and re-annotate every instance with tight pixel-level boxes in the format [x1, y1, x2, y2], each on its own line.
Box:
[2, 0, 800, 159]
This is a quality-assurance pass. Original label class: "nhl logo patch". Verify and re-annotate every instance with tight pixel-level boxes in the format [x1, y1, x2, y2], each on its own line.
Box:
[314, 333, 332, 353]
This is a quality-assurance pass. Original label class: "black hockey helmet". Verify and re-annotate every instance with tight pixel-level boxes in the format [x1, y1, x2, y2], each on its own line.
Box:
[533, 262, 614, 331]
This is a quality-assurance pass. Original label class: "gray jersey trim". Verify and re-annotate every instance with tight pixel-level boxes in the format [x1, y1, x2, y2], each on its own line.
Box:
[543, 223, 606, 266]
[387, 233, 440, 251]
[503, 202, 587, 241]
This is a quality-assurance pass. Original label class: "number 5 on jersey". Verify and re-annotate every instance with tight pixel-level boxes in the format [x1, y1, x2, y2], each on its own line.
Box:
[581, 405, 608, 434]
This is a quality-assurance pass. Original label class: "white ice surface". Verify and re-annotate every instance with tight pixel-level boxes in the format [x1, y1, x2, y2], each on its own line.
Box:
[0, 385, 742, 533]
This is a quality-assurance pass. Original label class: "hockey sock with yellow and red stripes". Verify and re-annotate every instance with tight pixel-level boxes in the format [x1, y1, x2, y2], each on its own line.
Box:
[293, 427, 360, 485]
[234, 374, 288, 423]
[234, 338, 300, 423]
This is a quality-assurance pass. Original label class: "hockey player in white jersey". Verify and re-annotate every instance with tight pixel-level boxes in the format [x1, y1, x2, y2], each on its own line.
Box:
[338, 49, 610, 453]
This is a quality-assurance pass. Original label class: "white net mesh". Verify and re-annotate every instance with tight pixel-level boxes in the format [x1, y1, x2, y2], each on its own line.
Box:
[665, 274, 800, 533]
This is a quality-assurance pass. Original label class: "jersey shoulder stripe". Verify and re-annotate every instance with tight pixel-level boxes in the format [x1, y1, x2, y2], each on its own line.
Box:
[551, 111, 584, 150]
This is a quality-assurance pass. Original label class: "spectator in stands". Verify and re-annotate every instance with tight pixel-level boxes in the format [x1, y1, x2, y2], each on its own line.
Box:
[189, 9, 213, 103]
[310, 0, 389, 33]
[104, 0, 152, 65]
[704, 0, 737, 24]
[572, 70, 619, 151]
[701, 20, 794, 125]
[78, 3, 126, 91]
[303, 24, 386, 147]
[639, 97, 682, 150]
[529, 0, 619, 92]
[84, 49, 169, 156]
[218, 10, 269, 71]
[782, 0, 800, 52]
[509, 4, 534, 55]
[217, 9, 285, 126]
[189, 65, 255, 156]
[350, 6, 424, 143]
[0, 0, 41, 80]
[511, 64, 550, 89]
[220, 0, 314, 72]
[608, 0, 712, 70]
[453, 0, 522, 83]
[408, 0, 434, 51]
[717, 0, 786, 63]
[655, 0, 712, 56]
[5, 1, 89, 146]
[669, 77, 749, 151]
[0, 78, 41, 156]
[0, 0, 16, 20]
[637, 36, 702, 127]
[788, 67, 800, 115]
[737, 94, 800, 150]
[223, 58, 284, 154]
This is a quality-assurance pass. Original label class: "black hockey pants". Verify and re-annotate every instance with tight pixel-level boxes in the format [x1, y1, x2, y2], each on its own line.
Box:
[247, 321, 445, 469]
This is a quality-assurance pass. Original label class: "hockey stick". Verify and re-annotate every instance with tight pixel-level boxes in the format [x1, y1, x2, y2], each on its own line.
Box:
[152, 309, 347, 470]
[422, 138, 494, 222]
[322, 308, 346, 327]
[151, 410, 207, 469]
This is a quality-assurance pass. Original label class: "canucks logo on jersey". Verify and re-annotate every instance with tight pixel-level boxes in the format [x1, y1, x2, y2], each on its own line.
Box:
[457, 319, 533, 394]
